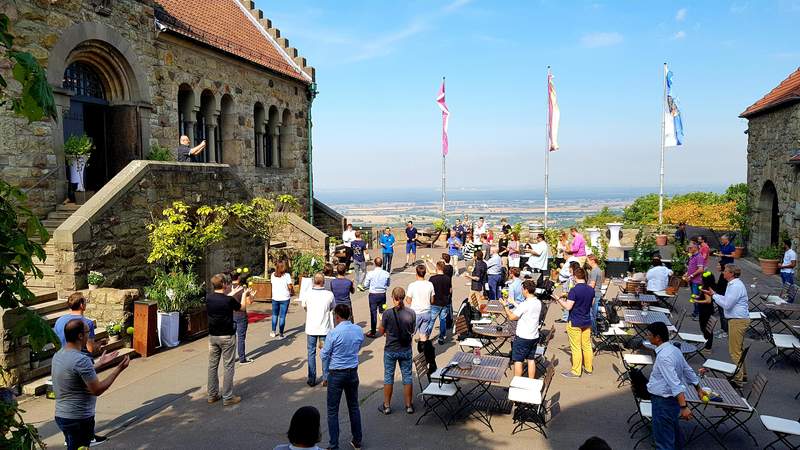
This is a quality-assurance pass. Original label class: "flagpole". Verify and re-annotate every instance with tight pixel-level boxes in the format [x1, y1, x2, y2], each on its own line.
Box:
[441, 77, 446, 221]
[544, 66, 550, 230]
[658, 63, 667, 224]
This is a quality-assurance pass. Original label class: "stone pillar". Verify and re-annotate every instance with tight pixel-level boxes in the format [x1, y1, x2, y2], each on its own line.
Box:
[272, 124, 281, 168]
[607, 223, 623, 247]
[255, 131, 263, 167]
[206, 123, 217, 163]
[184, 119, 196, 144]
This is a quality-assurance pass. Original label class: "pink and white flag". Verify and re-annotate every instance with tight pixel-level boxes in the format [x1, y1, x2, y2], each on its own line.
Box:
[547, 72, 560, 151]
[436, 79, 450, 156]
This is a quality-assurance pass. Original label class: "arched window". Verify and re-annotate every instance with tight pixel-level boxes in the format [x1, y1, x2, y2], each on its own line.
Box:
[63, 62, 106, 100]
[219, 94, 234, 164]
[254, 103, 265, 167]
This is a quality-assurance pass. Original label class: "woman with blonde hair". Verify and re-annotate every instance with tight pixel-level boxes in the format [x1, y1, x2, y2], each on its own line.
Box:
[508, 232, 521, 268]
[270, 260, 294, 339]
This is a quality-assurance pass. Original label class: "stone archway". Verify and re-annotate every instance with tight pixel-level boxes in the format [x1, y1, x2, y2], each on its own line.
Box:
[756, 180, 780, 248]
[47, 22, 152, 200]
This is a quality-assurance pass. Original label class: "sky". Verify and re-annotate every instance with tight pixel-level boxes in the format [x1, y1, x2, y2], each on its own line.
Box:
[263, 0, 800, 197]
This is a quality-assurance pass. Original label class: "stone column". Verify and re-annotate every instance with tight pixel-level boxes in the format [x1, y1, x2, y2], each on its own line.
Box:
[255, 131, 263, 167]
[184, 119, 196, 144]
[272, 124, 281, 168]
[206, 123, 217, 163]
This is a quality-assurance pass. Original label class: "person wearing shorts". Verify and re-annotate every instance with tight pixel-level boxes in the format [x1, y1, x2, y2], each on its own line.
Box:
[499, 280, 542, 378]
[405, 221, 418, 267]
[405, 265, 437, 373]
[378, 287, 417, 414]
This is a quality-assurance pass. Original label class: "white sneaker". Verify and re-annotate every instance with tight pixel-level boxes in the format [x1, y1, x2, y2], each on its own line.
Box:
[270, 332, 276, 338]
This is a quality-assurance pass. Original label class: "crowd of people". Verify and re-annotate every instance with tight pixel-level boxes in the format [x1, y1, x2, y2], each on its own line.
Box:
[46, 216, 799, 449]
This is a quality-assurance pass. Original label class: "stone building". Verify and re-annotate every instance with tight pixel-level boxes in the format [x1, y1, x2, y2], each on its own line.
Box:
[741, 67, 800, 250]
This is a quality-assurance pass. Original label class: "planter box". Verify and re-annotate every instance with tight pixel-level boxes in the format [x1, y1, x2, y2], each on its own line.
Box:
[733, 246, 745, 259]
[180, 306, 208, 340]
[758, 258, 779, 275]
[655, 234, 668, 246]
[157, 311, 180, 348]
[251, 280, 272, 301]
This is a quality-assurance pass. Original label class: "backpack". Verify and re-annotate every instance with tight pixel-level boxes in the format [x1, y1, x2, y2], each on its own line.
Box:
[629, 367, 651, 400]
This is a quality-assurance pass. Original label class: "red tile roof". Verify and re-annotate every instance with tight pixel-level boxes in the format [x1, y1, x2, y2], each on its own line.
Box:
[740, 67, 800, 118]
[155, 0, 310, 83]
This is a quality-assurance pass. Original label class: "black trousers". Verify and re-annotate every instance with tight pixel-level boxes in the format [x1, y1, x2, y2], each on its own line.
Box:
[698, 302, 715, 349]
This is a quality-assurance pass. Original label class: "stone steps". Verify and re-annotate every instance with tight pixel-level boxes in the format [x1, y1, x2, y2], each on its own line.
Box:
[25, 204, 77, 291]
[27, 298, 67, 316]
[26, 277, 56, 289]
[22, 347, 138, 396]
[23, 289, 58, 305]
[56, 203, 80, 212]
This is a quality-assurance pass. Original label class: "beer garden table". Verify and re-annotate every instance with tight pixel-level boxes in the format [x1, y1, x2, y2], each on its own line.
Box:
[623, 309, 672, 338]
[444, 352, 508, 432]
[684, 376, 752, 448]
[472, 321, 516, 356]
[616, 293, 659, 305]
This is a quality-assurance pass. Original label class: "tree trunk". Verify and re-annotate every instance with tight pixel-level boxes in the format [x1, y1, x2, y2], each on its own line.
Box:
[264, 241, 270, 276]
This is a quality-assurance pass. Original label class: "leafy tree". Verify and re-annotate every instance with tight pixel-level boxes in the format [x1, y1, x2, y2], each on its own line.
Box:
[724, 183, 749, 241]
[228, 195, 299, 275]
[0, 14, 56, 122]
[622, 193, 660, 225]
[578, 207, 623, 229]
[146, 202, 229, 271]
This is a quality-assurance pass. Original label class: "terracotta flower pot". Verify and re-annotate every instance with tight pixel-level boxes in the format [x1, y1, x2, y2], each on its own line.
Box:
[758, 258, 779, 275]
[655, 234, 668, 246]
[251, 280, 272, 301]
[733, 246, 744, 259]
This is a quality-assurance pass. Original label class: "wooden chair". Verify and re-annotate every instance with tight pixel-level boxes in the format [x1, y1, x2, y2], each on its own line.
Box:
[455, 314, 483, 351]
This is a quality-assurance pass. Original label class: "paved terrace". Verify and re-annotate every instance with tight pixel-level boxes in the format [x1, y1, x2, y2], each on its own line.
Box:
[21, 248, 799, 449]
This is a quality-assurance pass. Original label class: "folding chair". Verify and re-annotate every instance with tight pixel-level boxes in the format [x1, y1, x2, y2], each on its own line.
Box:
[747, 310, 769, 340]
[627, 385, 652, 449]
[455, 314, 483, 352]
[710, 373, 767, 446]
[760, 415, 800, 450]
[414, 353, 457, 429]
[653, 276, 681, 310]
[647, 305, 672, 316]
[510, 363, 555, 436]
[761, 320, 800, 372]
[615, 350, 654, 387]
[594, 324, 630, 355]
[675, 316, 717, 362]
[667, 310, 686, 338]
[534, 325, 555, 374]
[702, 345, 750, 383]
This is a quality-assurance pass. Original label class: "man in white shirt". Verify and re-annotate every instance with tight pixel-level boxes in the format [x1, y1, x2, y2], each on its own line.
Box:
[499, 280, 542, 378]
[526, 233, 550, 273]
[302, 273, 334, 387]
[701, 264, 750, 384]
[406, 265, 436, 373]
[645, 257, 673, 293]
[779, 239, 797, 286]
[341, 224, 357, 271]
[473, 217, 487, 244]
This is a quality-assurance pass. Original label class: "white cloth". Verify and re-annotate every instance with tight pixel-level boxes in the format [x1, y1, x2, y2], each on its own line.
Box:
[559, 256, 579, 282]
[527, 241, 550, 271]
[513, 297, 542, 340]
[474, 223, 487, 243]
[645, 266, 673, 292]
[406, 280, 434, 314]
[342, 229, 356, 247]
[302, 287, 333, 336]
[271, 273, 293, 301]
[782, 249, 797, 273]
[711, 278, 749, 319]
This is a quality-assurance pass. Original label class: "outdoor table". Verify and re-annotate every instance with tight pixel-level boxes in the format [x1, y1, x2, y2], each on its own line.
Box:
[484, 300, 508, 324]
[445, 352, 508, 432]
[623, 309, 672, 338]
[472, 322, 516, 356]
[765, 302, 800, 319]
[684, 376, 751, 448]
[616, 293, 659, 306]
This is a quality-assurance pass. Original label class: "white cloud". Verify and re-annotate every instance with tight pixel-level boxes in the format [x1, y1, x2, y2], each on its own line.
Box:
[580, 32, 623, 48]
[675, 8, 687, 21]
[672, 30, 686, 40]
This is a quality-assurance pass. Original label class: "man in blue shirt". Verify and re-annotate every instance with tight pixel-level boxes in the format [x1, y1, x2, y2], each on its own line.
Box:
[321, 304, 365, 450]
[645, 321, 704, 450]
[714, 234, 736, 336]
[54, 293, 97, 355]
[364, 256, 391, 338]
[446, 229, 463, 274]
[379, 227, 395, 272]
[405, 221, 418, 267]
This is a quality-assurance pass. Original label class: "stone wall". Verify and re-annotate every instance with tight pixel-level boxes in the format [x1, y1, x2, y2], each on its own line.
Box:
[745, 103, 800, 250]
[314, 199, 345, 237]
[84, 288, 140, 327]
[53, 161, 263, 294]
[274, 213, 329, 258]
[1, 0, 314, 219]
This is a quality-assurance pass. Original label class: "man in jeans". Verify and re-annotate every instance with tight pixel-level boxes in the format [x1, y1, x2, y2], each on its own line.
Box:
[303, 273, 334, 386]
[351, 230, 368, 290]
[364, 256, 391, 338]
[52, 319, 129, 450]
[486, 247, 503, 300]
[587, 255, 604, 334]
[429, 261, 452, 345]
[779, 239, 797, 286]
[683, 242, 705, 319]
[646, 321, 704, 449]
[206, 273, 247, 406]
[321, 304, 365, 450]
[228, 272, 254, 364]
[378, 287, 417, 414]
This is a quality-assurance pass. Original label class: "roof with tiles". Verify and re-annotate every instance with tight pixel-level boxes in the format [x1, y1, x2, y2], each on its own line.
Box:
[740, 67, 800, 118]
[155, 0, 312, 83]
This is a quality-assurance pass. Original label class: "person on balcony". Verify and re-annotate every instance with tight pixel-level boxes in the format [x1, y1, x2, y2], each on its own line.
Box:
[175, 135, 206, 162]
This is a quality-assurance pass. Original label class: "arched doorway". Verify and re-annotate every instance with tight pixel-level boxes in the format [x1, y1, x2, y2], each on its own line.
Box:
[758, 180, 780, 247]
[59, 38, 147, 193]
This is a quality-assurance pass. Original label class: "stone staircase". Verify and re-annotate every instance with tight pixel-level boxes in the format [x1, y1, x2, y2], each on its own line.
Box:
[20, 203, 137, 395]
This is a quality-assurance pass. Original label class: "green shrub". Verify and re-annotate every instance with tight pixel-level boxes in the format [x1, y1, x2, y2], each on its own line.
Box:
[147, 144, 174, 161]
[63, 133, 94, 156]
[145, 269, 205, 313]
[756, 246, 782, 260]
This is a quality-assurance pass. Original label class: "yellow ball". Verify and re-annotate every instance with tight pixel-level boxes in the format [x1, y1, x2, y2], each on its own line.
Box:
[702, 395, 709, 403]
[243, 267, 249, 273]
[236, 268, 242, 274]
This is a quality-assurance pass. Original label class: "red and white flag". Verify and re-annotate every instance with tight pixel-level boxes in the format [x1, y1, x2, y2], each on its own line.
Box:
[547, 72, 560, 151]
[436, 79, 450, 156]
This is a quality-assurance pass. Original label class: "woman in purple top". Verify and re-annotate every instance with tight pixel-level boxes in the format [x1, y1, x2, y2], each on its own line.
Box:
[682, 242, 705, 317]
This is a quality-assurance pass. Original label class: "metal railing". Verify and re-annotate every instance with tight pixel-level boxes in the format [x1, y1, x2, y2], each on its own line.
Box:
[22, 169, 59, 194]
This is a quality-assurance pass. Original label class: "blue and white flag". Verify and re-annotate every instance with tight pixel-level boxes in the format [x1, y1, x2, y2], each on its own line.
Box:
[664, 68, 684, 147]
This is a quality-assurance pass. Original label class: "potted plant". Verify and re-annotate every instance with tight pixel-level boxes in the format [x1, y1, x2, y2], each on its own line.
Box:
[756, 246, 782, 275]
[248, 275, 272, 301]
[733, 234, 745, 258]
[629, 227, 657, 274]
[145, 269, 204, 347]
[106, 320, 123, 343]
[87, 270, 104, 290]
[63, 133, 94, 192]
[670, 243, 689, 287]
[654, 225, 669, 247]
[291, 251, 324, 294]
